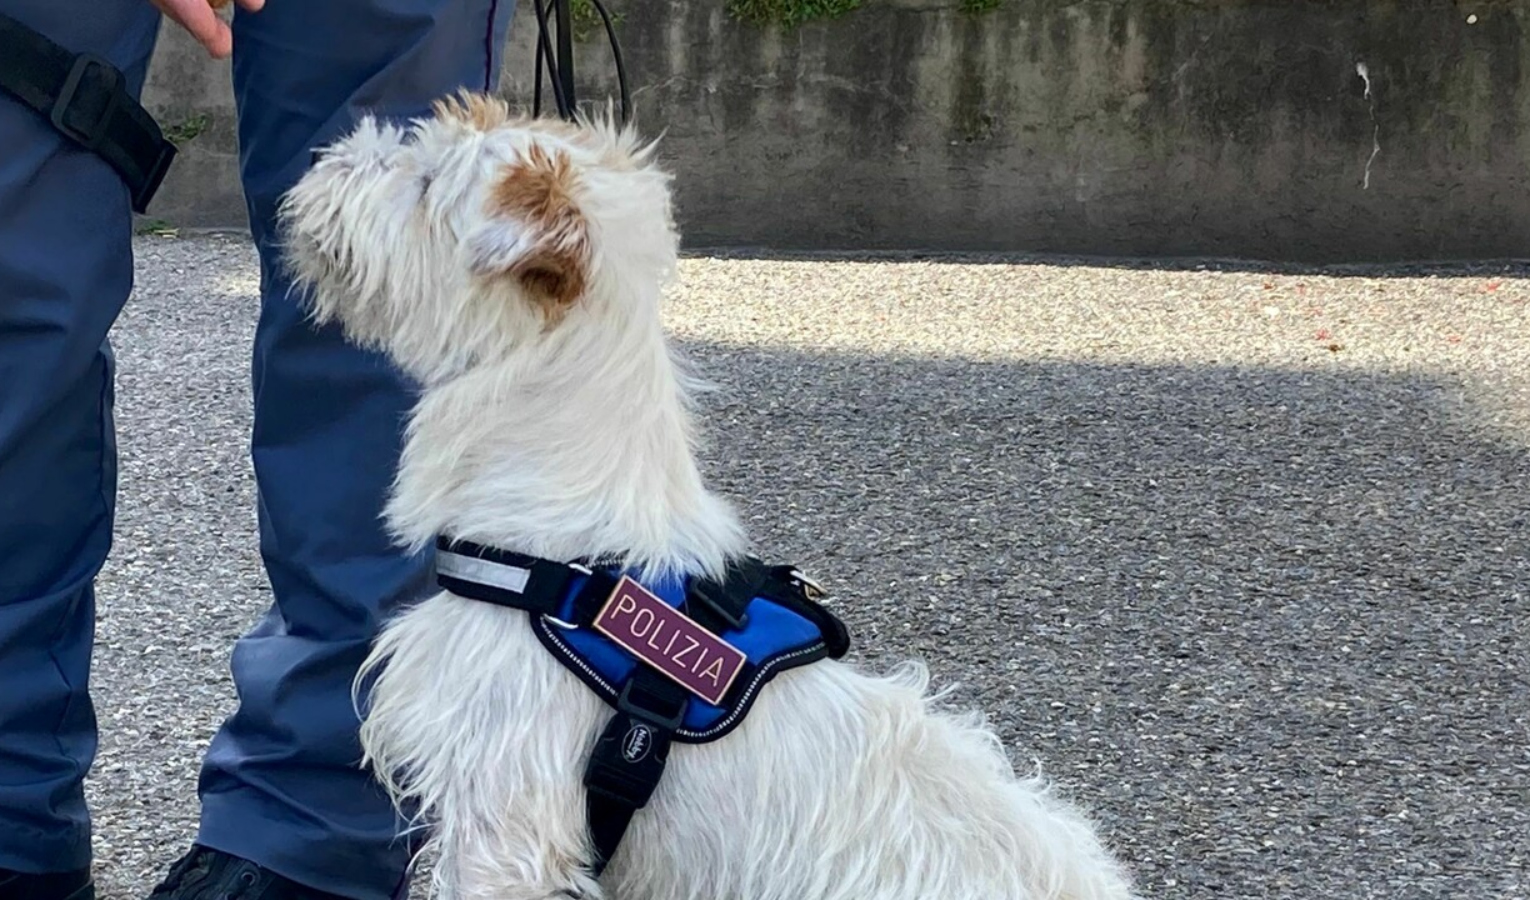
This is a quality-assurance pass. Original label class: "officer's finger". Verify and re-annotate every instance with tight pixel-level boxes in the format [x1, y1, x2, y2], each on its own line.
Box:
[150, 0, 234, 58]
[235, 0, 267, 11]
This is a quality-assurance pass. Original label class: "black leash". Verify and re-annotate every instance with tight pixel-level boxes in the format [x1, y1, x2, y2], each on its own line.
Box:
[0, 1, 628, 217]
[532, 0, 631, 126]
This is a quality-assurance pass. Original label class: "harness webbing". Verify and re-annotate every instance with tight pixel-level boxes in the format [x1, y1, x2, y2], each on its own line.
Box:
[582, 667, 687, 873]
[0, 13, 176, 213]
[434, 536, 849, 877]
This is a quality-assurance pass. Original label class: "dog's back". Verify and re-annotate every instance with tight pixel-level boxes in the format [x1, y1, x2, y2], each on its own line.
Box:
[610, 659, 1137, 900]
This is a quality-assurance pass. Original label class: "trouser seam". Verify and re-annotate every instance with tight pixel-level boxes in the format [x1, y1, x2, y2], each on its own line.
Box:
[483, 0, 500, 91]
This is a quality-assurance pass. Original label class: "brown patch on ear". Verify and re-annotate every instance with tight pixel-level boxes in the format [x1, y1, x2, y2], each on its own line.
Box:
[514, 259, 585, 324]
[431, 90, 512, 132]
[487, 145, 590, 321]
[490, 144, 579, 225]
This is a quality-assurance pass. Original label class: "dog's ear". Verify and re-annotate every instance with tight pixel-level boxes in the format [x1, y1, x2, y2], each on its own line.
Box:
[467, 144, 590, 320]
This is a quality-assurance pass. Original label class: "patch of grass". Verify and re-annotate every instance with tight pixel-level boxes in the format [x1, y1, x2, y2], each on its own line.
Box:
[569, 0, 623, 42]
[727, 0, 862, 28]
[134, 218, 177, 237]
[163, 113, 210, 146]
[960, 0, 1001, 13]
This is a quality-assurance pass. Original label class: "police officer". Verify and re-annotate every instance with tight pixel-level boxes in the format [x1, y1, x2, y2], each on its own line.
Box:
[0, 1, 517, 899]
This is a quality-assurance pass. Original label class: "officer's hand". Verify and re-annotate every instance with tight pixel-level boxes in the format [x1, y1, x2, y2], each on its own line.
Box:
[148, 0, 266, 59]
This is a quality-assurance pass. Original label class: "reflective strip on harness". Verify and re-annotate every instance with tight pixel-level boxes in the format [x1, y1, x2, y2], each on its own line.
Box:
[437, 548, 532, 595]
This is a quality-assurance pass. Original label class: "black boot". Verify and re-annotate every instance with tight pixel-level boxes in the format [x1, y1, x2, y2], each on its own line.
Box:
[146, 847, 356, 900]
[0, 869, 93, 900]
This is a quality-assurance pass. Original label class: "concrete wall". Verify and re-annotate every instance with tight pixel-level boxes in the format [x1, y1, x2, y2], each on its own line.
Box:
[140, 1, 1530, 263]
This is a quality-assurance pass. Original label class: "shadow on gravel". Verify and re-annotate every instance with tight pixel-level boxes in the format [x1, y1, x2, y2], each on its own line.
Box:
[679, 338, 1529, 900]
[684, 247, 1530, 280]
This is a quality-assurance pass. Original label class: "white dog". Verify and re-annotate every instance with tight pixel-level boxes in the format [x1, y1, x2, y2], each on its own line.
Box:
[277, 91, 1137, 900]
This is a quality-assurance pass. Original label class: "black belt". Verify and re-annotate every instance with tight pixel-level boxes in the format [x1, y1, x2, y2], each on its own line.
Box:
[0, 13, 176, 213]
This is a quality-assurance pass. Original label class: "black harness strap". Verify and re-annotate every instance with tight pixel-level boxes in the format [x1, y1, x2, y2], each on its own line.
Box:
[434, 536, 585, 615]
[686, 556, 764, 634]
[0, 13, 176, 213]
[435, 536, 621, 623]
[582, 668, 688, 876]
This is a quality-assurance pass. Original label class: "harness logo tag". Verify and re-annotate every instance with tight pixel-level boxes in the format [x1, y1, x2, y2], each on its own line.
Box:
[622, 723, 653, 762]
[594, 576, 747, 707]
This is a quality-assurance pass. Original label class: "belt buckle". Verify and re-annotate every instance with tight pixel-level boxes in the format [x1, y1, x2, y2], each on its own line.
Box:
[50, 53, 122, 152]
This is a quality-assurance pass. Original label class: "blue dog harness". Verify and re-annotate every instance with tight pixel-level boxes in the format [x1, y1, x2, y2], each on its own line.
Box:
[433, 536, 851, 874]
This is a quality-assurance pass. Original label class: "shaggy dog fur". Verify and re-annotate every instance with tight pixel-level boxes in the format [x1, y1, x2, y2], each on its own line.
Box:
[277, 91, 1138, 900]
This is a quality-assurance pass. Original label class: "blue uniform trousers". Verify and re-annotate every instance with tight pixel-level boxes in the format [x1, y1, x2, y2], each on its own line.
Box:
[0, 2, 515, 897]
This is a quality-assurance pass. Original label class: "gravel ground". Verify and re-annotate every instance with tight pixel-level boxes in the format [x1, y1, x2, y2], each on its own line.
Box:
[89, 233, 1528, 899]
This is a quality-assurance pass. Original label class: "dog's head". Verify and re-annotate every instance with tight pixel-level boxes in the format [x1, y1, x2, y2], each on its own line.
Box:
[278, 91, 677, 383]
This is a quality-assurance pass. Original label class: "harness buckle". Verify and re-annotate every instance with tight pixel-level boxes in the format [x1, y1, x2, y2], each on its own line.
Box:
[50, 53, 121, 152]
[582, 672, 686, 847]
[617, 676, 686, 732]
